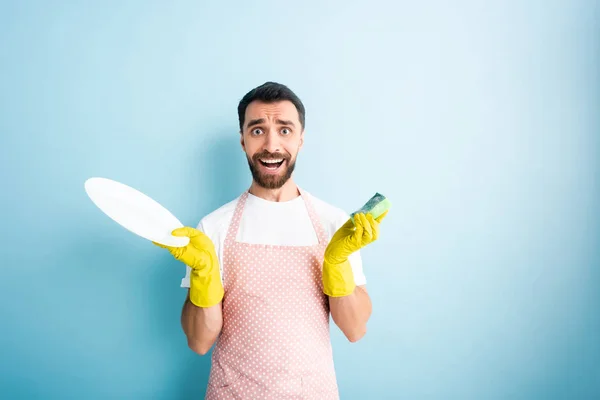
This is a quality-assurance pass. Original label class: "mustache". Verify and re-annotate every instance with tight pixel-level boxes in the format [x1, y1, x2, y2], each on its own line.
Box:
[252, 150, 291, 162]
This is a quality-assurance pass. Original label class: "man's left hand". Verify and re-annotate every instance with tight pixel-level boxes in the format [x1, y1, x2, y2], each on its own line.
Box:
[322, 211, 388, 297]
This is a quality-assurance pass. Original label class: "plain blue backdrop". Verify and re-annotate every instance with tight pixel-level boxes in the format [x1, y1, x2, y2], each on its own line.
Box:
[1, 1, 599, 399]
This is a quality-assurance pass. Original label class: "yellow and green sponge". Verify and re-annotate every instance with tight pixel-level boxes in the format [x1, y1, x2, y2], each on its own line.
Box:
[350, 192, 391, 223]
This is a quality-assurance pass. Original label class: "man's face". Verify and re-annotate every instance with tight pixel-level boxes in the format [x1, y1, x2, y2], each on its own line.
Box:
[241, 100, 304, 189]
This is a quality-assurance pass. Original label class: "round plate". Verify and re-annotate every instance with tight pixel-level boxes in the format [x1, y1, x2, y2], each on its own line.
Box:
[84, 177, 190, 247]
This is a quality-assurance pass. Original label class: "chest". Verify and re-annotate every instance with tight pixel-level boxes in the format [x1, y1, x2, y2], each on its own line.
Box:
[235, 207, 320, 246]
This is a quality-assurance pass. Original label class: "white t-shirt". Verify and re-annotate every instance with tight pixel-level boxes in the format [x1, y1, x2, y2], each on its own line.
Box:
[180, 190, 366, 288]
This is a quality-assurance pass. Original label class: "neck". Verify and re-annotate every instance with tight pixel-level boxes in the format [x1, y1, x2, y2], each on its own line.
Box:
[248, 178, 300, 202]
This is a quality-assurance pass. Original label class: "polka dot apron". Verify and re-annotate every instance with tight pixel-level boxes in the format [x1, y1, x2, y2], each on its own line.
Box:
[205, 189, 340, 399]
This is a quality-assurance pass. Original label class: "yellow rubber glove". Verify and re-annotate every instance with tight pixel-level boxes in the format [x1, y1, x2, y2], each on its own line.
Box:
[154, 227, 224, 308]
[322, 211, 388, 297]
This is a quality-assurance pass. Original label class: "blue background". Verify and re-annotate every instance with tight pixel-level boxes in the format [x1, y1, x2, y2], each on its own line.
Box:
[1, 1, 599, 399]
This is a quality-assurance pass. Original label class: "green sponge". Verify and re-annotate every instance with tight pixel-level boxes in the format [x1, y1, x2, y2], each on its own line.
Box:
[350, 193, 391, 223]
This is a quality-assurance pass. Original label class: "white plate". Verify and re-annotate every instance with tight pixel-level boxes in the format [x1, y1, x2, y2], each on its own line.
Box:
[84, 177, 190, 247]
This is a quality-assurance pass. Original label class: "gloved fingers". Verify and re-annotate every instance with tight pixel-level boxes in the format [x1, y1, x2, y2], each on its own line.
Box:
[172, 226, 211, 248]
[153, 241, 179, 257]
[359, 213, 374, 243]
[155, 245, 184, 261]
[152, 241, 169, 249]
[349, 215, 364, 248]
[366, 213, 379, 242]
[340, 217, 356, 231]
[172, 227, 201, 238]
[375, 210, 389, 223]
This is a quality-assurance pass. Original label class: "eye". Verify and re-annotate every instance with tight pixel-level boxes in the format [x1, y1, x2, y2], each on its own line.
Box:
[251, 128, 263, 135]
[281, 128, 291, 135]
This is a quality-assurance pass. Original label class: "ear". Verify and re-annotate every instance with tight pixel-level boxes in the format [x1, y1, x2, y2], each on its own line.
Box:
[240, 131, 245, 151]
[299, 129, 305, 149]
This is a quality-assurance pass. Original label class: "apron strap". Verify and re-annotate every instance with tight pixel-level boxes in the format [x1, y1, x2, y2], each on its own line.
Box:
[298, 187, 329, 246]
[224, 190, 249, 246]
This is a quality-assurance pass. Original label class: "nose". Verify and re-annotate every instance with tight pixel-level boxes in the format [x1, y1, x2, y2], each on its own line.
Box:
[263, 130, 281, 153]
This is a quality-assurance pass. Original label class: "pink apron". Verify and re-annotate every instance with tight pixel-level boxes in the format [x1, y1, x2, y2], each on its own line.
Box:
[205, 189, 340, 399]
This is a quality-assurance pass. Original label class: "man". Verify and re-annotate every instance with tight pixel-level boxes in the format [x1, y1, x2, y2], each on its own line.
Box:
[156, 82, 387, 399]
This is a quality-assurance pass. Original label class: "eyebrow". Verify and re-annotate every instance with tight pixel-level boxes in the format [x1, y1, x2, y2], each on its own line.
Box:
[246, 118, 296, 129]
[246, 118, 265, 129]
[275, 119, 295, 127]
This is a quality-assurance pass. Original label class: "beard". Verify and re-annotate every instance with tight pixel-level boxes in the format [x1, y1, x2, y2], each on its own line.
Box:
[247, 149, 296, 189]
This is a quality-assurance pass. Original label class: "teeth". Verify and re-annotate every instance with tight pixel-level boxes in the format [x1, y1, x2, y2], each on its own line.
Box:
[261, 159, 283, 164]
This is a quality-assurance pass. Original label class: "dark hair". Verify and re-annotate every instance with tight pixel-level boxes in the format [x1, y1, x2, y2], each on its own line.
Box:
[237, 82, 306, 131]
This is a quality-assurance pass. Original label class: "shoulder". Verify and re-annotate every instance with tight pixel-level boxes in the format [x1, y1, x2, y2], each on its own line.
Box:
[302, 190, 350, 238]
[305, 191, 349, 222]
[196, 195, 241, 236]
[304, 189, 367, 285]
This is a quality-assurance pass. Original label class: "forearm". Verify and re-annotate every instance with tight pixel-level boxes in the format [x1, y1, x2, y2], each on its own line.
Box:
[329, 285, 372, 342]
[181, 291, 223, 355]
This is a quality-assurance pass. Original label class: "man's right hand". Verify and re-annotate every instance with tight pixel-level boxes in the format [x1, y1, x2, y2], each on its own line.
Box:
[154, 227, 224, 308]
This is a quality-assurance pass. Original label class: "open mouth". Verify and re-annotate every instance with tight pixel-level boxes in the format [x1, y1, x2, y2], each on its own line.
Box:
[259, 158, 285, 170]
